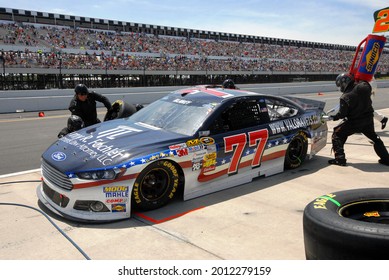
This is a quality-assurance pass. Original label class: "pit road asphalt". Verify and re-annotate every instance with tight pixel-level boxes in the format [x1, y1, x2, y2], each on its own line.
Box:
[0, 109, 388, 260]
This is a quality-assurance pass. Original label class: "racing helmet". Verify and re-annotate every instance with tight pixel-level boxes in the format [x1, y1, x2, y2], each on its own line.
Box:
[222, 79, 236, 89]
[335, 73, 354, 93]
[67, 115, 85, 132]
[74, 84, 89, 95]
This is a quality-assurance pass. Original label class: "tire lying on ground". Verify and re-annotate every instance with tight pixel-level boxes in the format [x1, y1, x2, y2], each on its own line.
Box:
[303, 188, 389, 260]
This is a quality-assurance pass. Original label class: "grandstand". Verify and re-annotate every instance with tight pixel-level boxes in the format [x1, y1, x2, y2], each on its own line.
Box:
[0, 7, 388, 90]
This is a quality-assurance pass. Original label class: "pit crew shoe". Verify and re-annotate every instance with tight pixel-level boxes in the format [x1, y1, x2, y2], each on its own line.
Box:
[328, 158, 347, 166]
[381, 117, 388, 130]
[378, 159, 389, 166]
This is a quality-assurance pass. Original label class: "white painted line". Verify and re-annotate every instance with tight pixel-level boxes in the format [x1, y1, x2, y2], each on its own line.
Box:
[0, 169, 41, 179]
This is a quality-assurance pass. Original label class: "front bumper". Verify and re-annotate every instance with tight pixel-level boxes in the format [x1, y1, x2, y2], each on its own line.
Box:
[36, 181, 132, 223]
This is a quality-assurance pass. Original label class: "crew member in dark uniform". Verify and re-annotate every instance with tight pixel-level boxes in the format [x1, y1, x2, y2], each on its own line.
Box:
[329, 72, 389, 166]
[69, 84, 112, 127]
[58, 115, 85, 138]
[222, 79, 237, 89]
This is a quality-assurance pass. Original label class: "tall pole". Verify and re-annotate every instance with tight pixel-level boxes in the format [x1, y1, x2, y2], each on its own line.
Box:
[57, 51, 63, 89]
[0, 54, 5, 90]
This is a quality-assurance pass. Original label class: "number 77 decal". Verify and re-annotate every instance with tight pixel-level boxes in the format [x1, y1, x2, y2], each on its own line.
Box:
[224, 129, 269, 174]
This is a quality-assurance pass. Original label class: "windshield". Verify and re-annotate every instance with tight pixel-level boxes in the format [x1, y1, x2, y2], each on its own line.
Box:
[128, 99, 216, 136]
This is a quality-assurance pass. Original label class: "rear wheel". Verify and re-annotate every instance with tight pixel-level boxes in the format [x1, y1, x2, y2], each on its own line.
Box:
[284, 132, 308, 169]
[132, 160, 179, 211]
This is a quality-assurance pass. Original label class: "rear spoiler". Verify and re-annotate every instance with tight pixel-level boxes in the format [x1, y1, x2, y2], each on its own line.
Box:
[284, 96, 326, 111]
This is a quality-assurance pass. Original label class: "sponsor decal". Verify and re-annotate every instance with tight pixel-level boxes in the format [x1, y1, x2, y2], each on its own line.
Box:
[186, 139, 200, 147]
[206, 144, 217, 153]
[203, 165, 216, 172]
[198, 130, 210, 137]
[268, 114, 320, 134]
[51, 152, 67, 161]
[103, 186, 129, 198]
[176, 148, 189, 157]
[365, 42, 381, 72]
[203, 158, 217, 168]
[112, 204, 126, 212]
[364, 211, 380, 217]
[192, 162, 202, 171]
[59, 126, 141, 166]
[169, 143, 187, 150]
[192, 150, 207, 161]
[202, 88, 233, 98]
[187, 145, 204, 153]
[106, 198, 128, 204]
[204, 152, 217, 161]
[172, 98, 192, 105]
[200, 137, 215, 145]
[96, 126, 142, 140]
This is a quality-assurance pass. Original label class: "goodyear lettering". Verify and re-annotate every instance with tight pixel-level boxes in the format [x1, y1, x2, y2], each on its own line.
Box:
[313, 193, 336, 209]
[169, 178, 179, 199]
[163, 161, 179, 177]
[132, 182, 141, 203]
[133, 162, 179, 204]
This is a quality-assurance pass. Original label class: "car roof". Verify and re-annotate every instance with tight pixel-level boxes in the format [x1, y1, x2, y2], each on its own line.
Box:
[170, 85, 261, 104]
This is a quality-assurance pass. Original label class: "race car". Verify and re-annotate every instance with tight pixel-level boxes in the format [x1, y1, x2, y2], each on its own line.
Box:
[37, 85, 328, 222]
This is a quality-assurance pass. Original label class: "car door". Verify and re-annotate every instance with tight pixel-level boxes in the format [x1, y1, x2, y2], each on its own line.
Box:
[198, 97, 270, 182]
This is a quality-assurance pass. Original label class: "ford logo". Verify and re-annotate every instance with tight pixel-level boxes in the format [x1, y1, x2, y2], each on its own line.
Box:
[51, 152, 67, 161]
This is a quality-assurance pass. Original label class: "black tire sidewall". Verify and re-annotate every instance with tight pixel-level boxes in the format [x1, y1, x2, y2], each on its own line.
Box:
[132, 160, 179, 211]
[303, 188, 389, 260]
[284, 131, 308, 169]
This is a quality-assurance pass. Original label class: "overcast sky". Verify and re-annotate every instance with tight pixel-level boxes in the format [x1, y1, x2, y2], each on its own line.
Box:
[0, 0, 388, 46]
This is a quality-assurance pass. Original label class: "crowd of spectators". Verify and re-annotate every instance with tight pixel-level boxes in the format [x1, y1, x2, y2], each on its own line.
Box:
[0, 22, 388, 73]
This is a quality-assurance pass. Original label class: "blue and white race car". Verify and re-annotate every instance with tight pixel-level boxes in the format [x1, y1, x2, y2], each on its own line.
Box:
[37, 85, 328, 222]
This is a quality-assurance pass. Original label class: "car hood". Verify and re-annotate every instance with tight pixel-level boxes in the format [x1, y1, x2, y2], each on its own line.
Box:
[42, 119, 188, 173]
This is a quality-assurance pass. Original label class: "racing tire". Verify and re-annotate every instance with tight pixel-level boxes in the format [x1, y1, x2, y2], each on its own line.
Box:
[284, 131, 308, 169]
[104, 100, 137, 121]
[132, 160, 179, 211]
[303, 188, 389, 260]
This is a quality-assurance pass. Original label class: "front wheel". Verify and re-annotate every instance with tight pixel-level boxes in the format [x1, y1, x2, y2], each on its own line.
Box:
[132, 160, 180, 211]
[284, 131, 308, 169]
